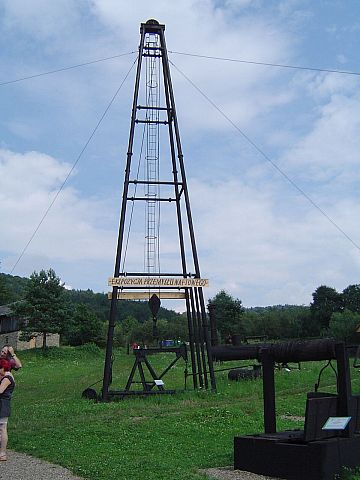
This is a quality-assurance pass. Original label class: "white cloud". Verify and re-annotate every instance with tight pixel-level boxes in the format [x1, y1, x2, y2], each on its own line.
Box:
[1, 1, 359, 308]
[218, 0, 255, 11]
[280, 93, 360, 184]
[336, 54, 348, 65]
[1, 0, 297, 145]
[88, 0, 295, 133]
[1, 0, 84, 42]
[0, 148, 116, 264]
[189, 177, 360, 306]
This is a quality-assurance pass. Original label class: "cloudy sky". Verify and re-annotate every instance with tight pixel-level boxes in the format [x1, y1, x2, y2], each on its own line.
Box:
[1, 0, 360, 309]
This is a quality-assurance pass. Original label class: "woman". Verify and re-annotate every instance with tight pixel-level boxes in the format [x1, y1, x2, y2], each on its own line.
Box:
[0, 358, 15, 461]
[0, 345, 22, 371]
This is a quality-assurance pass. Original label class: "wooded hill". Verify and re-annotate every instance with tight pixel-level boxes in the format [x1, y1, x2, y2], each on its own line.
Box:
[0, 272, 181, 324]
[1, 272, 360, 346]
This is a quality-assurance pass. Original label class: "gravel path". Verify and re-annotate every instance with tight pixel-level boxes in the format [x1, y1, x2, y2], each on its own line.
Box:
[201, 467, 279, 480]
[1, 451, 279, 480]
[0, 451, 84, 480]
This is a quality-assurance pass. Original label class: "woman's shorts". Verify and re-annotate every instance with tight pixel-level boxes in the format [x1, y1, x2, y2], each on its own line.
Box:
[0, 418, 8, 425]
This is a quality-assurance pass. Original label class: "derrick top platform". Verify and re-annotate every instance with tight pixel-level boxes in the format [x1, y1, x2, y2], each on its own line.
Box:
[141, 19, 165, 34]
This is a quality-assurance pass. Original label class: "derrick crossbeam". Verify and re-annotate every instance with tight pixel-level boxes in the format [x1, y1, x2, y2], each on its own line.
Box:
[135, 119, 168, 124]
[127, 196, 177, 202]
[129, 180, 183, 186]
[136, 105, 169, 111]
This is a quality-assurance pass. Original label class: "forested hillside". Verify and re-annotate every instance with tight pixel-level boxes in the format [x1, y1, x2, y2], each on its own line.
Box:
[1, 272, 360, 346]
[0, 272, 29, 303]
[0, 271, 184, 346]
[0, 272, 180, 324]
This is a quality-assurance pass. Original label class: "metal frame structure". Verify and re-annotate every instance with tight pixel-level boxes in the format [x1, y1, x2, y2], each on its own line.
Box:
[101, 19, 216, 401]
[106, 345, 188, 399]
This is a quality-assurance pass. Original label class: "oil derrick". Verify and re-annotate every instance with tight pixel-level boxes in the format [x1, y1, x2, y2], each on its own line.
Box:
[101, 19, 216, 400]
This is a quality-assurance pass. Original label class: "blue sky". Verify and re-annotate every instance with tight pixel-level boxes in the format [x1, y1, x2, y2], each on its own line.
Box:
[1, 0, 360, 309]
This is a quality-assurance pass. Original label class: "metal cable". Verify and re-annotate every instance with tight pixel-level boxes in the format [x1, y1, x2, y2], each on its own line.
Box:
[168, 50, 360, 77]
[9, 57, 138, 274]
[169, 60, 360, 253]
[3, 49, 360, 88]
[0, 51, 137, 86]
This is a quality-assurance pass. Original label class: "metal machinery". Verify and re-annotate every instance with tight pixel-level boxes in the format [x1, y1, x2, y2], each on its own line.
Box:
[101, 20, 216, 401]
[212, 339, 360, 480]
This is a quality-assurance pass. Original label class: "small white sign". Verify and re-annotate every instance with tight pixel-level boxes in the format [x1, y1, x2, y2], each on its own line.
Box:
[322, 417, 351, 430]
[154, 379, 164, 386]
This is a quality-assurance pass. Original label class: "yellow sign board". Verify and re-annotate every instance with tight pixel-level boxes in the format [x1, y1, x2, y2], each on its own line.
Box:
[108, 276, 209, 288]
[108, 292, 187, 300]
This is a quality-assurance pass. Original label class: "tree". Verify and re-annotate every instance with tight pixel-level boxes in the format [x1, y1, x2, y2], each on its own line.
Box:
[63, 303, 103, 346]
[164, 315, 189, 341]
[0, 271, 29, 304]
[0, 275, 8, 305]
[298, 308, 319, 337]
[0, 263, 10, 305]
[14, 269, 68, 350]
[131, 318, 169, 345]
[310, 285, 343, 330]
[241, 305, 314, 340]
[343, 285, 360, 313]
[122, 315, 139, 341]
[208, 290, 245, 338]
[327, 310, 360, 343]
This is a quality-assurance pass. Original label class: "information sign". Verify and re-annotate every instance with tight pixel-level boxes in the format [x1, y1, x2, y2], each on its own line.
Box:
[154, 380, 164, 386]
[108, 276, 209, 287]
[322, 417, 351, 430]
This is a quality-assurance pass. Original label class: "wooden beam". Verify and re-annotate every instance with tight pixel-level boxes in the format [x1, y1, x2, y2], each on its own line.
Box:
[108, 292, 187, 300]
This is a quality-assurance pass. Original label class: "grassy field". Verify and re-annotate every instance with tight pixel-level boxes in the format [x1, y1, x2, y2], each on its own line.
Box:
[8, 345, 360, 480]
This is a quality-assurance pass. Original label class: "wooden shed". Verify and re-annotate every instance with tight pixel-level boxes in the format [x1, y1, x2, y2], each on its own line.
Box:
[0, 305, 59, 350]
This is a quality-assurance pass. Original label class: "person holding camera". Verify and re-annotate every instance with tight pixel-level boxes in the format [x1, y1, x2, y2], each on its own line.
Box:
[0, 358, 15, 461]
[0, 345, 22, 371]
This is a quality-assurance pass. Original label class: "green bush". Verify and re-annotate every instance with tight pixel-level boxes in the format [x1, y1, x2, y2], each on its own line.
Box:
[77, 343, 103, 356]
[327, 310, 360, 343]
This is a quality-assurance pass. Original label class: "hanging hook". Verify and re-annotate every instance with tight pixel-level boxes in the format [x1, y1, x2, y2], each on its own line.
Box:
[314, 359, 337, 392]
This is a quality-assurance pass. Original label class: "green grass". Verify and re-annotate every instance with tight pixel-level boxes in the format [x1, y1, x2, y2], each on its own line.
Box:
[8, 346, 360, 479]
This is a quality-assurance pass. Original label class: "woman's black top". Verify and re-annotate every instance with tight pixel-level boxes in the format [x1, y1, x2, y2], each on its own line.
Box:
[0, 375, 15, 418]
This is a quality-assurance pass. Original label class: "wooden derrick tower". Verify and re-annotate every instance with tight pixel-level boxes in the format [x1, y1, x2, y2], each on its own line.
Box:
[101, 19, 216, 400]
